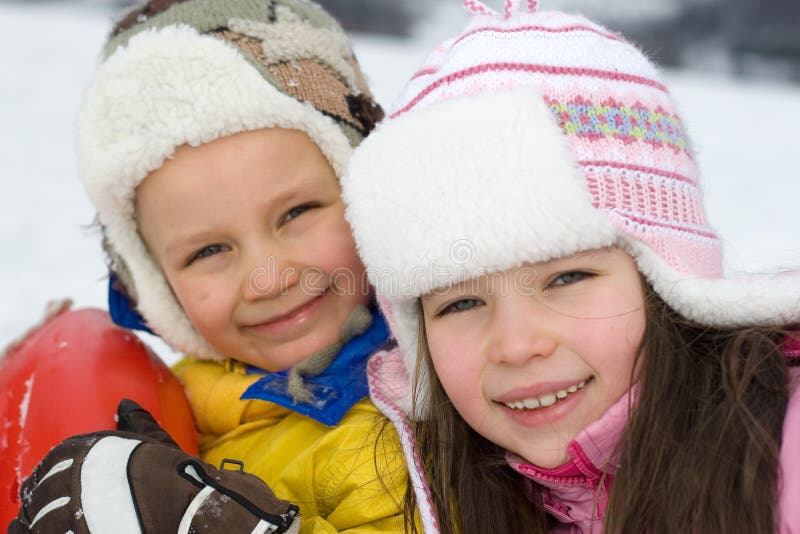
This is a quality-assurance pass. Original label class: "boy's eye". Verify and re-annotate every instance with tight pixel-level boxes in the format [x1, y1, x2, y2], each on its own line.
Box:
[548, 270, 593, 288]
[280, 202, 320, 225]
[187, 244, 228, 266]
[437, 298, 483, 317]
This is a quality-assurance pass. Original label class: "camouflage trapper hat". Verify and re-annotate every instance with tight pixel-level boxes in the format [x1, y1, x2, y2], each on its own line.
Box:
[79, 0, 383, 358]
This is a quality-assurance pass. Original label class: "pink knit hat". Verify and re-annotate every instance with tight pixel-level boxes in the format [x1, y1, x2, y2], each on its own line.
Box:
[343, 0, 800, 416]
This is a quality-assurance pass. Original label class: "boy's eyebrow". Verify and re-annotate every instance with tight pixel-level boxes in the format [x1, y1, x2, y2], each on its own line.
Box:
[261, 169, 336, 206]
[265, 186, 306, 208]
[162, 230, 221, 256]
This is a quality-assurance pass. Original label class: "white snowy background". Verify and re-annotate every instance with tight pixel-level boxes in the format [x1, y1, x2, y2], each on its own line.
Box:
[1, 2, 799, 364]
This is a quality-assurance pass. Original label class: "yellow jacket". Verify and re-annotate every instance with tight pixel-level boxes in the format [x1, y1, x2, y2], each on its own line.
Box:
[173, 357, 409, 533]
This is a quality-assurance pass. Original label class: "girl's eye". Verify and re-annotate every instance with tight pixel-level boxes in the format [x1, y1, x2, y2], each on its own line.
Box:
[437, 298, 483, 317]
[187, 244, 228, 266]
[280, 202, 320, 225]
[548, 270, 593, 288]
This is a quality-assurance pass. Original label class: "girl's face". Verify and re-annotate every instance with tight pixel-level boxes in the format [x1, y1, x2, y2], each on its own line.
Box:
[137, 128, 371, 371]
[421, 248, 645, 468]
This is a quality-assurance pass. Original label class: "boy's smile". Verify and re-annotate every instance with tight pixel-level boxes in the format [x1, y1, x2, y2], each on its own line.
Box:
[421, 248, 645, 468]
[243, 291, 328, 336]
[136, 128, 371, 371]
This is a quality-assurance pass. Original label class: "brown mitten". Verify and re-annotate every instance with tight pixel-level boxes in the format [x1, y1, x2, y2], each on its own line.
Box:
[8, 400, 299, 534]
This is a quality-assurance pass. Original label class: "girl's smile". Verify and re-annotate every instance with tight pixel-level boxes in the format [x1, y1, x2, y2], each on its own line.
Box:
[495, 377, 591, 428]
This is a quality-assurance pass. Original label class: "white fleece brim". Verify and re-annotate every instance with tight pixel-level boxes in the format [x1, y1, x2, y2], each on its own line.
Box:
[78, 25, 353, 357]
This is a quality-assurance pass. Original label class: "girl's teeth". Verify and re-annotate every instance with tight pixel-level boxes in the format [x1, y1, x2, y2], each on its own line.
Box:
[539, 394, 557, 407]
[503, 381, 586, 411]
[522, 398, 540, 409]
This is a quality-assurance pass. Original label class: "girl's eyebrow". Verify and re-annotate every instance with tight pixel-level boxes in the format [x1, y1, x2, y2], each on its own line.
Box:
[541, 248, 612, 267]
[420, 293, 439, 303]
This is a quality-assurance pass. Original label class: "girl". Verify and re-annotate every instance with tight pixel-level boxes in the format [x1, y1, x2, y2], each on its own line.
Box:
[343, 1, 800, 532]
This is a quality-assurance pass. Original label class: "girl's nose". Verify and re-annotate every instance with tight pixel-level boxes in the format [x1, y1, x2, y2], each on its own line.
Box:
[241, 245, 300, 301]
[486, 296, 558, 365]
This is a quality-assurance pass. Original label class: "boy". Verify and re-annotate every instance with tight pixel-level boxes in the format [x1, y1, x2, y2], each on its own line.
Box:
[11, 0, 408, 532]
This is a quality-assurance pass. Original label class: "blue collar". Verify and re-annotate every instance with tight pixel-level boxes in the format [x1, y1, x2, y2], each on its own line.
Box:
[239, 307, 390, 427]
[108, 273, 153, 333]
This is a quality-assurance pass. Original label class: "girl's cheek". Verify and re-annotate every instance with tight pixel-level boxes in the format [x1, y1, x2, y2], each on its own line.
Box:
[429, 330, 479, 376]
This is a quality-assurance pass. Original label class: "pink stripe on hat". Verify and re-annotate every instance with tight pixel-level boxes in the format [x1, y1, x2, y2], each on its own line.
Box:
[451, 24, 623, 49]
[391, 63, 668, 118]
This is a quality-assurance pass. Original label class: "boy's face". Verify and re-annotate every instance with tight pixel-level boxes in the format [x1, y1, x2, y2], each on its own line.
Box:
[137, 128, 371, 371]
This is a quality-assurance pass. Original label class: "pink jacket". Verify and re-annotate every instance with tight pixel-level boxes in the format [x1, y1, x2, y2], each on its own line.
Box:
[779, 366, 800, 533]
[368, 347, 800, 533]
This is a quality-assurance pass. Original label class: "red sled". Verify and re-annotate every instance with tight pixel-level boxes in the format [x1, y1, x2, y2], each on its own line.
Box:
[0, 302, 199, 527]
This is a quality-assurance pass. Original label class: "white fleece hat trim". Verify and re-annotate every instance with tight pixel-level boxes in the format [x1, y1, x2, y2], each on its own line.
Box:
[631, 241, 800, 328]
[344, 86, 800, 418]
[79, 24, 353, 357]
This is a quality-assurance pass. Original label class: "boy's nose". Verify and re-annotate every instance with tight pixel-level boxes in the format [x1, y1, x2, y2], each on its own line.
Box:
[241, 249, 301, 301]
[486, 296, 558, 365]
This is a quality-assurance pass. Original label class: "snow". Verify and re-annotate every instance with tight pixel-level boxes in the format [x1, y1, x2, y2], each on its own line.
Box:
[1, 3, 799, 365]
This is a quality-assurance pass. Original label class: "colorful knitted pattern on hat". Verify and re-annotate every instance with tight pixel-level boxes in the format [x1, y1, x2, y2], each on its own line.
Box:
[390, 0, 718, 279]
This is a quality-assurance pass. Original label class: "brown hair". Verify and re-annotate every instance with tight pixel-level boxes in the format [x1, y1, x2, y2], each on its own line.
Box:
[404, 284, 791, 533]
